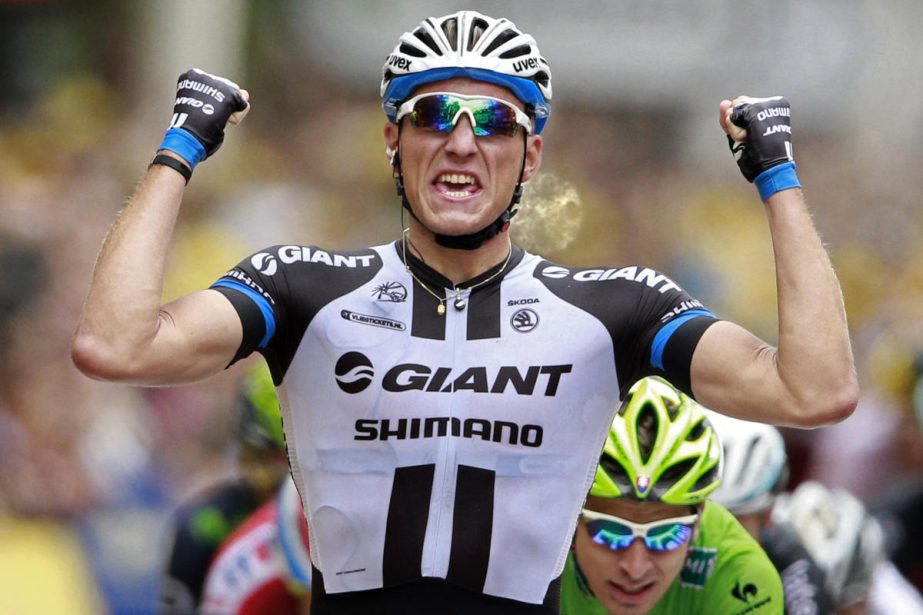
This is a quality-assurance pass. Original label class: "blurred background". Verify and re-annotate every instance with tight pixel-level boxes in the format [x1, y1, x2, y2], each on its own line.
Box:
[1, 0, 922, 612]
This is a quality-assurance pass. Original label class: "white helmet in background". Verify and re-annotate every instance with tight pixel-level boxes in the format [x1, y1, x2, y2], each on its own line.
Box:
[706, 410, 788, 515]
[772, 481, 885, 608]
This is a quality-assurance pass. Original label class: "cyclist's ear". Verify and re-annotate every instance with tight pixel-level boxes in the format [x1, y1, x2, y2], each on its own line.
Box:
[522, 134, 543, 182]
[384, 122, 399, 160]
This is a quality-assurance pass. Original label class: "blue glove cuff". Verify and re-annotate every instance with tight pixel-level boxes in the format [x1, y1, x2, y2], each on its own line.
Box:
[754, 161, 800, 201]
[158, 128, 206, 169]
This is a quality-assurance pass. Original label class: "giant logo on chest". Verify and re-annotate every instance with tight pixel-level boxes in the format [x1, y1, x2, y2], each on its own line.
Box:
[334, 351, 575, 449]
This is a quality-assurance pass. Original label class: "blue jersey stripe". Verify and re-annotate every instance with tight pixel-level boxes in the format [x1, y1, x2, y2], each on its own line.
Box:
[650, 309, 715, 370]
[211, 279, 276, 348]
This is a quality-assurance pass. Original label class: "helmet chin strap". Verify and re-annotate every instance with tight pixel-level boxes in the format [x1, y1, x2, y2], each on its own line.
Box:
[391, 125, 527, 251]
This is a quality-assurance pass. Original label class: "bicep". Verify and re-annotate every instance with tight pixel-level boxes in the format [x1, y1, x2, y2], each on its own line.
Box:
[141, 289, 244, 385]
[689, 320, 791, 424]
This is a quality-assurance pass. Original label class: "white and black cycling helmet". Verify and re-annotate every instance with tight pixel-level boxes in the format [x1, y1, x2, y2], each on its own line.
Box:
[706, 411, 788, 515]
[772, 481, 885, 608]
[381, 10, 552, 134]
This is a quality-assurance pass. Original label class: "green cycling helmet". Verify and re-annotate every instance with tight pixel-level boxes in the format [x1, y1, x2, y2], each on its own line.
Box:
[236, 361, 285, 453]
[591, 376, 722, 506]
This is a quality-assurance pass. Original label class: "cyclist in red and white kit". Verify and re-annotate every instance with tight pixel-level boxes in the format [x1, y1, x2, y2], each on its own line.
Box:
[159, 361, 289, 614]
[200, 476, 311, 615]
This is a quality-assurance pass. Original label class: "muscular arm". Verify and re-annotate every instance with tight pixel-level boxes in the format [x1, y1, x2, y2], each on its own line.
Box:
[72, 162, 243, 385]
[690, 100, 858, 428]
[73, 70, 250, 386]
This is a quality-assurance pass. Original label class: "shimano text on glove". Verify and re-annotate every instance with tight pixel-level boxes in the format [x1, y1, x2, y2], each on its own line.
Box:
[158, 68, 248, 169]
[727, 96, 800, 200]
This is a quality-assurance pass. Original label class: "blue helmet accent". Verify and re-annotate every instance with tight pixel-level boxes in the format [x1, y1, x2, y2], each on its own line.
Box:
[383, 67, 551, 134]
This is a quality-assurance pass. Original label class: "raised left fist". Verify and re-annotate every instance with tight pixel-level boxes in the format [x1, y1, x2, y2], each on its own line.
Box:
[721, 96, 794, 183]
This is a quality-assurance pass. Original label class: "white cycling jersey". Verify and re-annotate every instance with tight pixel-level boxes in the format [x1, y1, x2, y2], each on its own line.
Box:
[211, 240, 716, 611]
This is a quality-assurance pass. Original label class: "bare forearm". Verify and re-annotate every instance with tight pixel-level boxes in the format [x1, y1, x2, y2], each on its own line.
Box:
[765, 188, 857, 418]
[73, 165, 187, 374]
[694, 190, 858, 427]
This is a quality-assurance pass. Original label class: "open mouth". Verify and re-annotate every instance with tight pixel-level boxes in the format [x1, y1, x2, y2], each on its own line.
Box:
[608, 580, 656, 604]
[434, 172, 481, 199]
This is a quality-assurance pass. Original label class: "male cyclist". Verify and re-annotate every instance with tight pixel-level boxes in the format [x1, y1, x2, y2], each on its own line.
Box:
[773, 481, 923, 615]
[562, 377, 783, 614]
[200, 475, 311, 615]
[73, 9, 856, 614]
[707, 411, 836, 613]
[159, 362, 289, 614]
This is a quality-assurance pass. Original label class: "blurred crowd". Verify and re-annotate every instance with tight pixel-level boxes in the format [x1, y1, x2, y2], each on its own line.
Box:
[2, 2, 923, 614]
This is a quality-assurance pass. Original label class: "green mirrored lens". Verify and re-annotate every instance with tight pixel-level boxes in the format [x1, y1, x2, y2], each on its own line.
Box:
[586, 520, 635, 550]
[411, 95, 519, 136]
[585, 519, 692, 552]
[643, 523, 693, 551]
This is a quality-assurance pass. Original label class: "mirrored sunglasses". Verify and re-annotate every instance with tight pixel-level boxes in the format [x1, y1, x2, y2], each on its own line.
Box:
[396, 92, 533, 137]
[581, 509, 698, 552]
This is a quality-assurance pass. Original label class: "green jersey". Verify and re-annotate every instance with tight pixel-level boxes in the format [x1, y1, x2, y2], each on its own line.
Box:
[561, 501, 783, 615]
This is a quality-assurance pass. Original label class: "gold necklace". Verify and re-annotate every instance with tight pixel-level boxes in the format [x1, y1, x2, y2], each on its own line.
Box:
[401, 228, 513, 316]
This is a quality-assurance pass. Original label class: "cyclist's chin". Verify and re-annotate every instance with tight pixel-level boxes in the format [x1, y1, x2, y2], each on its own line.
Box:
[601, 579, 664, 615]
[415, 205, 500, 238]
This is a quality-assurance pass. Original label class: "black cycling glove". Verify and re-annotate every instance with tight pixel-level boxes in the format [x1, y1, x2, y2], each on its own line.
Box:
[157, 68, 248, 169]
[727, 96, 800, 200]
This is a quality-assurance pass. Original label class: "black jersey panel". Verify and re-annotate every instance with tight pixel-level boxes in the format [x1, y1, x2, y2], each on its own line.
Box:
[382, 464, 436, 587]
[532, 261, 717, 399]
[211, 245, 383, 381]
[410, 282, 447, 339]
[467, 282, 503, 340]
[446, 465, 496, 591]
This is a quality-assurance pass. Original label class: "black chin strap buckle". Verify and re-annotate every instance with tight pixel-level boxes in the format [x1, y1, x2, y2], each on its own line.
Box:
[391, 149, 405, 197]
[511, 183, 523, 206]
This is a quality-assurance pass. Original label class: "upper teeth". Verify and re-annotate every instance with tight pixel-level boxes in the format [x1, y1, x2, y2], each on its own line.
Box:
[439, 173, 475, 185]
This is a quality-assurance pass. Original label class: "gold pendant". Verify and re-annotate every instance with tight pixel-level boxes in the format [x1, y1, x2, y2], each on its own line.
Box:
[437, 303, 446, 316]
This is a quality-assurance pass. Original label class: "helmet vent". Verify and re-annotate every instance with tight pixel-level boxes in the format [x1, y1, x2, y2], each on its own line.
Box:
[736, 437, 759, 479]
[412, 28, 442, 56]
[663, 395, 680, 420]
[687, 419, 705, 442]
[660, 458, 697, 487]
[600, 453, 631, 485]
[499, 44, 533, 60]
[533, 70, 551, 89]
[400, 42, 427, 58]
[690, 465, 721, 494]
[441, 18, 459, 51]
[481, 28, 518, 55]
[467, 17, 490, 51]
[636, 403, 658, 464]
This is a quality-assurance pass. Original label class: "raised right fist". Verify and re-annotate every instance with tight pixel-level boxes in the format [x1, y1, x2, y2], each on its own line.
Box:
[160, 69, 249, 166]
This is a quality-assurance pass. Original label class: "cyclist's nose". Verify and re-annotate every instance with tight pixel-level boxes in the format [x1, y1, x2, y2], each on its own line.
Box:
[618, 539, 654, 579]
[445, 112, 478, 155]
